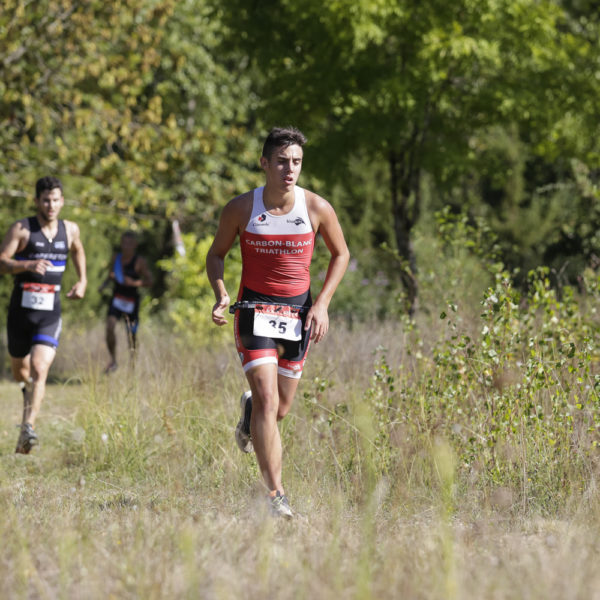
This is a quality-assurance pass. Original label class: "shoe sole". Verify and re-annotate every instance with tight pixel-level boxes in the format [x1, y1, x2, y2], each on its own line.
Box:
[15, 435, 38, 454]
[235, 391, 253, 453]
[271, 507, 293, 519]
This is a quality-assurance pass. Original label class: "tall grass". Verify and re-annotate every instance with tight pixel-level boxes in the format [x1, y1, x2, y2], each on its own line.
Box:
[1, 262, 600, 598]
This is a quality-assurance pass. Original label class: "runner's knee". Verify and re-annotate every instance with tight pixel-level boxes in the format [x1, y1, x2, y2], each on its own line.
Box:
[11, 362, 29, 383]
[30, 360, 50, 381]
[252, 388, 279, 417]
[277, 404, 290, 420]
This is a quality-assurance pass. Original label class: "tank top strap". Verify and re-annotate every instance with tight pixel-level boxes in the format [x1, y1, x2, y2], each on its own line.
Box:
[250, 187, 266, 220]
[57, 219, 67, 242]
[293, 187, 311, 224]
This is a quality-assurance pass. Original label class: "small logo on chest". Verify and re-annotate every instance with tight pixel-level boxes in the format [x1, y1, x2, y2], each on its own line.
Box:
[287, 217, 306, 226]
[254, 213, 269, 226]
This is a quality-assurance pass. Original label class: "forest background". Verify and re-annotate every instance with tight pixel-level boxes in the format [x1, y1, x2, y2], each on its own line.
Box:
[1, 0, 599, 335]
[2, 2, 600, 598]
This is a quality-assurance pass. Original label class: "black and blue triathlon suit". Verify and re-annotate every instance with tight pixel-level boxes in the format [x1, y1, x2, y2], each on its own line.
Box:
[7, 217, 68, 357]
[107, 254, 141, 334]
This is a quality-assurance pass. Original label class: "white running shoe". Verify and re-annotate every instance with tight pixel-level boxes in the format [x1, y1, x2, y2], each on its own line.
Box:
[269, 491, 293, 519]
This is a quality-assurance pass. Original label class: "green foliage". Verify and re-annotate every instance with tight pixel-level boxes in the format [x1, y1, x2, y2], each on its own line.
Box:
[2, 0, 600, 327]
[374, 265, 599, 510]
[296, 217, 600, 513]
[454, 128, 600, 286]
[157, 233, 241, 343]
[0, 0, 260, 321]
[0, 0, 259, 221]
[216, 0, 600, 299]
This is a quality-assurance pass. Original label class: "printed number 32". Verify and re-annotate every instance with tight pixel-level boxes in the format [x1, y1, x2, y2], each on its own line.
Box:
[269, 320, 286, 334]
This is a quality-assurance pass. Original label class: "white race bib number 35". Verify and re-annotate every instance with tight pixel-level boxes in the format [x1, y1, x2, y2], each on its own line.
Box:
[253, 305, 302, 341]
[21, 283, 55, 311]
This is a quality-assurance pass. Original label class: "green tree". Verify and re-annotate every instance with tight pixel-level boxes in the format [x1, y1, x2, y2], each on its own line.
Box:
[215, 0, 600, 311]
[0, 0, 261, 317]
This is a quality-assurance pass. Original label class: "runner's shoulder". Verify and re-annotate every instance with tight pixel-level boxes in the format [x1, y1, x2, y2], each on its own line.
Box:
[62, 218, 79, 230]
[223, 190, 253, 223]
[8, 217, 33, 239]
[304, 189, 336, 222]
[305, 189, 331, 210]
[134, 254, 151, 274]
[62, 219, 82, 248]
[228, 190, 254, 208]
[13, 216, 32, 229]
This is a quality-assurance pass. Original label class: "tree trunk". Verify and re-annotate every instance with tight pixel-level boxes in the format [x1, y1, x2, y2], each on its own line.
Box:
[389, 150, 419, 315]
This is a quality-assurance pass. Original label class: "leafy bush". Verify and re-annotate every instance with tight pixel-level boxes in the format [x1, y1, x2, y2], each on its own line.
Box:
[157, 233, 241, 343]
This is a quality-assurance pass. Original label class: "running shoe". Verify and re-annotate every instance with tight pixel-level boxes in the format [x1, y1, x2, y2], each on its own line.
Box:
[269, 490, 293, 519]
[15, 423, 38, 454]
[235, 390, 253, 453]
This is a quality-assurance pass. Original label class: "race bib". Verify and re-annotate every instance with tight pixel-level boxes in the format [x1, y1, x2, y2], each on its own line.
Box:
[21, 283, 56, 311]
[112, 294, 135, 314]
[253, 305, 302, 341]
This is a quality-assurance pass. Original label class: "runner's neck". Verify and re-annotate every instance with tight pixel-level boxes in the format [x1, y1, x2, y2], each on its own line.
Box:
[262, 186, 295, 214]
[36, 215, 59, 242]
[121, 250, 136, 262]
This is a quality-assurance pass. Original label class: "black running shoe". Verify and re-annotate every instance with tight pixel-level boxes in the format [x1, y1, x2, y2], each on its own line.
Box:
[269, 491, 293, 519]
[15, 423, 38, 454]
[235, 391, 253, 453]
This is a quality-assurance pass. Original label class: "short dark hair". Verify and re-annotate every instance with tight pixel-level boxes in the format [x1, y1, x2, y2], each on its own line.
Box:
[262, 127, 307, 160]
[35, 176, 63, 199]
[122, 230, 138, 241]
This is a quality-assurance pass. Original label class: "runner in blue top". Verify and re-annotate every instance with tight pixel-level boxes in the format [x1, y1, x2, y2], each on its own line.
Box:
[99, 231, 153, 373]
[0, 176, 87, 453]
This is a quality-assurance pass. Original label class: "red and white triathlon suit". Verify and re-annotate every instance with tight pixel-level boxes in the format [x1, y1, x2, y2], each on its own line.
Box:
[234, 186, 315, 378]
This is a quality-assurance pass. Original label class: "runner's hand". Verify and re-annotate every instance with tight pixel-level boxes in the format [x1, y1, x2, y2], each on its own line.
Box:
[305, 303, 329, 343]
[67, 280, 87, 299]
[212, 294, 230, 326]
[122, 275, 139, 286]
[28, 259, 53, 275]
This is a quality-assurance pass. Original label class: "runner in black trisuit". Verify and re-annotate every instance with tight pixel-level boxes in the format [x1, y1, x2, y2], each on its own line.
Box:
[0, 176, 87, 453]
[99, 231, 153, 373]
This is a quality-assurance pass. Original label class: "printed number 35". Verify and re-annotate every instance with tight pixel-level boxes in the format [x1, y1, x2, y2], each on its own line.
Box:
[269, 320, 287, 334]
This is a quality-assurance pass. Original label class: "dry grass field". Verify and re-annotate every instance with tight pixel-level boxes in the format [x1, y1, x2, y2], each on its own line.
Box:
[1, 300, 600, 599]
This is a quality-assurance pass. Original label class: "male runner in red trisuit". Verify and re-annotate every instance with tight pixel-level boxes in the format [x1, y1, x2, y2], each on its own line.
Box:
[207, 127, 349, 517]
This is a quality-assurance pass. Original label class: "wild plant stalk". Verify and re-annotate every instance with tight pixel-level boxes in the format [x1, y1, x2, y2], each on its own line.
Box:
[0, 263, 599, 598]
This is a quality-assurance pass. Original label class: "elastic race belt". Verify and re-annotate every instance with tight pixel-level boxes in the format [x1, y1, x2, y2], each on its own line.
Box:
[229, 301, 309, 315]
[20, 283, 61, 292]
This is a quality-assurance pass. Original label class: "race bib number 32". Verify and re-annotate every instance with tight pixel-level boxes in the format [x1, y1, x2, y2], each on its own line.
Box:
[21, 283, 55, 311]
[253, 305, 302, 341]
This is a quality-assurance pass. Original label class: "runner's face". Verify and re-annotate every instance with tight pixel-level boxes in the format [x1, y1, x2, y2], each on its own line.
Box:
[120, 236, 138, 255]
[35, 188, 64, 222]
[261, 144, 303, 192]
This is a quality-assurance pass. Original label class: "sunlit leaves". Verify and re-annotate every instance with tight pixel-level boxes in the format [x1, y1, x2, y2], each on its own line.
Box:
[0, 0, 258, 231]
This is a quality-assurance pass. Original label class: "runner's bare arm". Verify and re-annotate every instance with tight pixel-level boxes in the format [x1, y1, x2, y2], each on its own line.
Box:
[65, 220, 87, 299]
[305, 193, 350, 343]
[206, 195, 249, 326]
[127, 256, 153, 288]
[0, 220, 52, 275]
